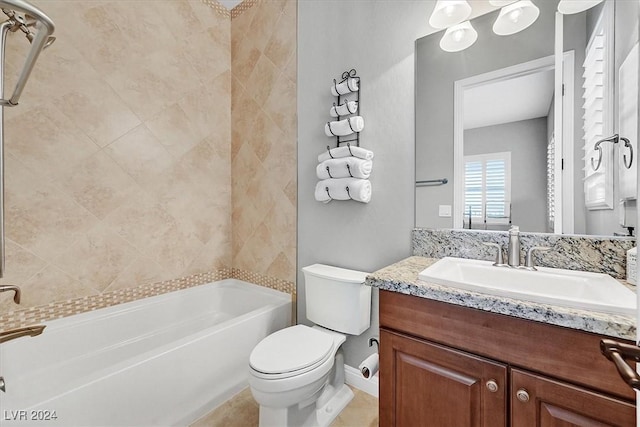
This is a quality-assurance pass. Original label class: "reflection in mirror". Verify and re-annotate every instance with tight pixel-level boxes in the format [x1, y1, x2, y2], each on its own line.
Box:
[415, 0, 639, 236]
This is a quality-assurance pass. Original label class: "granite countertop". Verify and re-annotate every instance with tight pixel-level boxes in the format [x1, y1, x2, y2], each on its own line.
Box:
[366, 256, 636, 341]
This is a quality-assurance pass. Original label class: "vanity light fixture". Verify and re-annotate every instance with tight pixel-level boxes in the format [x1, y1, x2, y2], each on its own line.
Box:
[493, 0, 540, 36]
[429, 0, 472, 29]
[439, 20, 478, 52]
[557, 0, 603, 15]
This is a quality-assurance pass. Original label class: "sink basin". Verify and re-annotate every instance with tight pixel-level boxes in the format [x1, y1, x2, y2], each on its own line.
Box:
[418, 257, 636, 316]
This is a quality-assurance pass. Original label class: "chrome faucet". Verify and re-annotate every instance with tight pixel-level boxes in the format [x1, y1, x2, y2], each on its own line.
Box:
[507, 225, 521, 267]
[0, 324, 45, 344]
[0, 284, 20, 304]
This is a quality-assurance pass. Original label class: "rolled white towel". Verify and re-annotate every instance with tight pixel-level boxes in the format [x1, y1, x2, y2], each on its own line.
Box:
[330, 100, 358, 117]
[317, 157, 373, 179]
[331, 78, 359, 96]
[314, 178, 372, 204]
[318, 145, 374, 163]
[325, 116, 364, 137]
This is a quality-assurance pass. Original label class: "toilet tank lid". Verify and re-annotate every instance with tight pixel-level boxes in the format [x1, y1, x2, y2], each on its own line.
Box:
[302, 264, 369, 284]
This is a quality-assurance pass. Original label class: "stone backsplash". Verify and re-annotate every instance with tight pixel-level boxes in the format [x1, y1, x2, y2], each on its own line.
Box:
[412, 228, 635, 279]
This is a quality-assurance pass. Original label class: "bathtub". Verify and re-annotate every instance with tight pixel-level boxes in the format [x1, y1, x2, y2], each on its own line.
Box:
[0, 279, 292, 426]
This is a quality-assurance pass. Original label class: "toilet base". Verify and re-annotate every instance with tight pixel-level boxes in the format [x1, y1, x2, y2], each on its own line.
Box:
[315, 383, 354, 427]
[258, 383, 354, 427]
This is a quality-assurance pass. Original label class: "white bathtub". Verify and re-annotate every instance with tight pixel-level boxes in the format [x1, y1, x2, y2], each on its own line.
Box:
[0, 279, 292, 427]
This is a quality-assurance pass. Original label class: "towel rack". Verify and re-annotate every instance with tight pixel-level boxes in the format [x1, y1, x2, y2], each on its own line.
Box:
[331, 69, 361, 148]
[416, 178, 448, 187]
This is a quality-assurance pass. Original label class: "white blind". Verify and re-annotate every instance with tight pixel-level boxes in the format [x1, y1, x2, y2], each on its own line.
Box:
[581, 7, 614, 210]
[464, 152, 511, 225]
[582, 29, 606, 180]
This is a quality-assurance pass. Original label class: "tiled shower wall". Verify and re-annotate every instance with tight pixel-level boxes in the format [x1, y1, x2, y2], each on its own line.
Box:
[0, 0, 297, 324]
[231, 0, 297, 283]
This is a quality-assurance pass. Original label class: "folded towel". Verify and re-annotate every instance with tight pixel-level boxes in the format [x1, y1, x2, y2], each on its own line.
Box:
[317, 157, 373, 179]
[325, 116, 364, 137]
[314, 178, 372, 203]
[330, 100, 358, 117]
[317, 145, 374, 163]
[331, 78, 359, 96]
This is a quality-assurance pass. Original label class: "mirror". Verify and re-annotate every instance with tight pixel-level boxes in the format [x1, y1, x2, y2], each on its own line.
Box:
[415, 0, 639, 236]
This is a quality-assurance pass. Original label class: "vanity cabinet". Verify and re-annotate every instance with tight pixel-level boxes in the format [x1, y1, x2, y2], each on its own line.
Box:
[379, 290, 636, 427]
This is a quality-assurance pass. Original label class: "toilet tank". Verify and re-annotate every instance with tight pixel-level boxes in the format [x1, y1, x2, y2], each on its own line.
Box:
[302, 264, 371, 335]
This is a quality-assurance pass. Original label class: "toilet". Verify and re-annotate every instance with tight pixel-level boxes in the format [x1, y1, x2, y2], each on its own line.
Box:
[248, 264, 371, 427]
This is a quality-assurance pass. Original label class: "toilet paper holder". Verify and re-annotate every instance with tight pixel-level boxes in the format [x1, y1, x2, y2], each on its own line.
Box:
[369, 337, 379, 350]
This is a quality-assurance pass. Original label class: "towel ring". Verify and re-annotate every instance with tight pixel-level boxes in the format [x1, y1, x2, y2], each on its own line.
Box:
[345, 186, 351, 199]
[347, 143, 353, 156]
[333, 78, 339, 95]
[591, 134, 633, 171]
[326, 165, 333, 178]
[325, 186, 332, 200]
[621, 137, 633, 169]
[346, 164, 353, 177]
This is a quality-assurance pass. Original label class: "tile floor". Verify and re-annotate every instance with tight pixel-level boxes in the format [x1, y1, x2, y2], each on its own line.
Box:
[190, 386, 378, 427]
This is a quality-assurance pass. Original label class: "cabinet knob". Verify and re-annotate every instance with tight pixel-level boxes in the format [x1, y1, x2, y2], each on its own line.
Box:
[485, 379, 499, 393]
[516, 389, 530, 403]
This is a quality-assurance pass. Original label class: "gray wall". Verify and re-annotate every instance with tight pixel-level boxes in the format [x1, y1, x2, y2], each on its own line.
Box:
[297, 1, 429, 368]
[464, 118, 549, 233]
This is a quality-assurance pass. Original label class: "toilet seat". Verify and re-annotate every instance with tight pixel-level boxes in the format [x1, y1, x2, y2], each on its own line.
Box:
[250, 325, 335, 380]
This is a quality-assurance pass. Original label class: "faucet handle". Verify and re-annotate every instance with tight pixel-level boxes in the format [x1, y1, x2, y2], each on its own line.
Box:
[523, 246, 552, 270]
[483, 242, 505, 266]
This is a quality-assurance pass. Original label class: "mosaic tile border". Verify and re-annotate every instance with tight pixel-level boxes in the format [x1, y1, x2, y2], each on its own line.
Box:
[0, 268, 296, 331]
[231, 0, 259, 19]
[232, 268, 296, 295]
[200, 0, 231, 18]
[412, 228, 636, 279]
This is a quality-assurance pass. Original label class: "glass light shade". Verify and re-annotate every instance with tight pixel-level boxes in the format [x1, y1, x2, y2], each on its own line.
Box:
[488, 0, 518, 6]
[492, 0, 540, 36]
[439, 21, 478, 52]
[429, 0, 472, 29]
[557, 0, 603, 14]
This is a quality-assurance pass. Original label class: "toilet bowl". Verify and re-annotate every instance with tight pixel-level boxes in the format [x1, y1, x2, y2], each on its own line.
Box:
[248, 264, 371, 427]
[249, 325, 345, 405]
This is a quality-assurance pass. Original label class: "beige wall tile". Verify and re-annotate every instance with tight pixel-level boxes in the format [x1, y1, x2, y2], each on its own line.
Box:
[5, 104, 100, 182]
[54, 81, 142, 148]
[56, 151, 141, 220]
[105, 125, 174, 190]
[4, 154, 99, 262]
[105, 255, 171, 293]
[53, 224, 139, 292]
[20, 265, 99, 309]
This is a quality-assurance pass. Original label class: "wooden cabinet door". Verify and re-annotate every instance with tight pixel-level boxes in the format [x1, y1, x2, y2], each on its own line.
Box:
[511, 368, 636, 427]
[380, 329, 507, 427]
